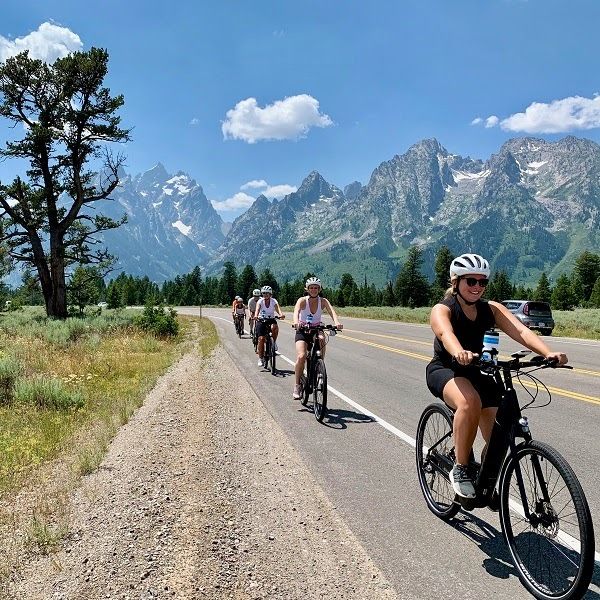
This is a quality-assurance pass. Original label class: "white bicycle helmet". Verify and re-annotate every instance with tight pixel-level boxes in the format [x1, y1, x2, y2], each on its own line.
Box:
[449, 253, 491, 278]
[305, 276, 322, 289]
[261, 285, 272, 294]
[235, 295, 242, 301]
[252, 289, 260, 296]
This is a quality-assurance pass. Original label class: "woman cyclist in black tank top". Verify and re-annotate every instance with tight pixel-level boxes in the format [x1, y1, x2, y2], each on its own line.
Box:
[426, 253, 568, 499]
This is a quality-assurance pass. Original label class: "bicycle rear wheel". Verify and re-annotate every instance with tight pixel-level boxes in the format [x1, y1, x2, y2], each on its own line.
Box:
[313, 359, 327, 422]
[499, 440, 594, 600]
[415, 403, 460, 520]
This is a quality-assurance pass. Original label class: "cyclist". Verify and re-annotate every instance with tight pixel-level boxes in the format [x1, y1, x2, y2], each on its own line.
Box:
[426, 253, 567, 498]
[247, 288, 261, 341]
[292, 277, 342, 399]
[254, 286, 285, 367]
[232, 296, 247, 332]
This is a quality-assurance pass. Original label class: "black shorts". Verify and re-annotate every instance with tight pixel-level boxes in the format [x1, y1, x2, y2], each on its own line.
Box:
[294, 329, 322, 345]
[256, 319, 277, 338]
[426, 359, 502, 409]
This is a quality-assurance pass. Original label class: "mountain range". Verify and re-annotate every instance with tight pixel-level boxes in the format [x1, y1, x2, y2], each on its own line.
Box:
[97, 135, 599, 287]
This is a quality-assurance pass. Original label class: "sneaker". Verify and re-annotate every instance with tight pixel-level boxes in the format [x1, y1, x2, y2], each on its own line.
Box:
[449, 464, 476, 498]
[257, 358, 264, 367]
[293, 384, 302, 399]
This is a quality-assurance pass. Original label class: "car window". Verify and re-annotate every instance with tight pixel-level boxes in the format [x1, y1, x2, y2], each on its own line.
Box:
[502, 301, 522, 311]
[526, 302, 552, 316]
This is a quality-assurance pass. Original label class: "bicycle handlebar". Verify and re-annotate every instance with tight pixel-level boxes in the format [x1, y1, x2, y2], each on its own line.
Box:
[292, 324, 340, 332]
[477, 355, 572, 370]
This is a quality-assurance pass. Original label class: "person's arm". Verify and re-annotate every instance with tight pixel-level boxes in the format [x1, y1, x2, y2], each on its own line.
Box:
[274, 301, 285, 319]
[254, 299, 262, 320]
[490, 302, 567, 364]
[322, 298, 342, 329]
[430, 303, 475, 366]
[293, 297, 304, 326]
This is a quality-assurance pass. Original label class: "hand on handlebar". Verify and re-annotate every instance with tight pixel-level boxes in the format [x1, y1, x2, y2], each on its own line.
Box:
[453, 350, 478, 366]
[545, 351, 568, 366]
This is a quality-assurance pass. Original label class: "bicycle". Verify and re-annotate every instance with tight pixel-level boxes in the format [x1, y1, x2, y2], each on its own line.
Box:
[295, 324, 338, 422]
[233, 314, 244, 338]
[416, 351, 595, 600]
[257, 316, 281, 374]
[250, 318, 259, 353]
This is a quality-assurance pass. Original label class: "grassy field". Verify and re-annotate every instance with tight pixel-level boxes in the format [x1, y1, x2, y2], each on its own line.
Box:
[0, 308, 218, 493]
[330, 306, 600, 340]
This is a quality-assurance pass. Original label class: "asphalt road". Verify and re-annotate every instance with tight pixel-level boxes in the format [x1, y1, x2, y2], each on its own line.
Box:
[181, 306, 600, 599]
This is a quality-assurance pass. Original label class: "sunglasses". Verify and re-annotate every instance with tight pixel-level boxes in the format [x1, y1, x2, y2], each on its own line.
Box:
[463, 277, 489, 288]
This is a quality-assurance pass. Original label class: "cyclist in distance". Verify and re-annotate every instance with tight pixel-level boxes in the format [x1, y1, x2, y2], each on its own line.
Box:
[426, 253, 568, 499]
[292, 277, 343, 399]
[232, 296, 246, 329]
[247, 288, 261, 342]
[254, 286, 285, 367]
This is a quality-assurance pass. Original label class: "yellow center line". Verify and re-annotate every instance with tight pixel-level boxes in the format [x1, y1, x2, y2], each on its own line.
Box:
[343, 328, 432, 346]
[338, 333, 431, 361]
[338, 333, 600, 405]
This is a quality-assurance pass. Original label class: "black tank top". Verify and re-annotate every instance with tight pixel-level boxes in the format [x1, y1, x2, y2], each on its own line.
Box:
[433, 296, 495, 367]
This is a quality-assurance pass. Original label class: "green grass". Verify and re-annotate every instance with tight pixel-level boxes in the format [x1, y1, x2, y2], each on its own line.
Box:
[0, 309, 217, 493]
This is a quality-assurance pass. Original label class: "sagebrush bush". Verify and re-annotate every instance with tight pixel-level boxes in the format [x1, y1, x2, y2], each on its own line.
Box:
[13, 377, 85, 411]
[134, 304, 179, 338]
[0, 355, 22, 405]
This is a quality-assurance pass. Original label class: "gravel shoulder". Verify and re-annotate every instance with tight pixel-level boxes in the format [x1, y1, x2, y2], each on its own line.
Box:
[5, 342, 397, 599]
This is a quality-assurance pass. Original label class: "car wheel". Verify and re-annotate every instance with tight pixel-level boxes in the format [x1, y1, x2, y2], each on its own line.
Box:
[541, 328, 552, 336]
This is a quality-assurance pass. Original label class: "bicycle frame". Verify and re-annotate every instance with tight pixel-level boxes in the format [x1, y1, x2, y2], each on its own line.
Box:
[459, 358, 551, 514]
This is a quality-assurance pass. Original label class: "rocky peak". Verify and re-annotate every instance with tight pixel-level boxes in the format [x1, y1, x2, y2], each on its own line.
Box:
[344, 181, 363, 201]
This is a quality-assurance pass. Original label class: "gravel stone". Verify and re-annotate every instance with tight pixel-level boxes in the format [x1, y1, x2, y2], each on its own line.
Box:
[4, 344, 397, 599]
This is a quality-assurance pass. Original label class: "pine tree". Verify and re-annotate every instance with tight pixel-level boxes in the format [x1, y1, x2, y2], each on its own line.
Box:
[551, 274, 576, 310]
[394, 246, 430, 307]
[534, 273, 552, 303]
[0, 48, 130, 318]
[589, 276, 600, 308]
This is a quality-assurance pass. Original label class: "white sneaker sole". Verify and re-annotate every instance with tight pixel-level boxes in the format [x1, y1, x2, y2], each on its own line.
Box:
[449, 469, 476, 499]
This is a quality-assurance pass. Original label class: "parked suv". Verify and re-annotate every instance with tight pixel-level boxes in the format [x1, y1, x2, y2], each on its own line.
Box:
[501, 300, 555, 335]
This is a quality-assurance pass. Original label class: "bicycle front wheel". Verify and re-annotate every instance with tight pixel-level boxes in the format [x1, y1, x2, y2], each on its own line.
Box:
[415, 403, 460, 520]
[263, 338, 271, 370]
[499, 440, 595, 600]
[313, 359, 327, 422]
[270, 339, 277, 374]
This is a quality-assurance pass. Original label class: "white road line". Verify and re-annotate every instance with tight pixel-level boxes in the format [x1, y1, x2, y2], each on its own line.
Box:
[209, 314, 600, 564]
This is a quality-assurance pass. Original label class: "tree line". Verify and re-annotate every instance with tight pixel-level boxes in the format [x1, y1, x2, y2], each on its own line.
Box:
[4, 246, 599, 312]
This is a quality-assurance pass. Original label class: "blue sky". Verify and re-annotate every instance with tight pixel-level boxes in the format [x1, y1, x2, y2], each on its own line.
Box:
[2, 0, 600, 220]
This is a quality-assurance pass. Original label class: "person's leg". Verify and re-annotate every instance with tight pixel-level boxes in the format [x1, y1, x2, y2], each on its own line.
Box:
[295, 340, 307, 384]
[478, 407, 498, 463]
[442, 377, 482, 466]
[271, 323, 279, 341]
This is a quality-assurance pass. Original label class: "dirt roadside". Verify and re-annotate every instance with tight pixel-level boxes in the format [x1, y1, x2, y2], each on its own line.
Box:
[4, 343, 398, 599]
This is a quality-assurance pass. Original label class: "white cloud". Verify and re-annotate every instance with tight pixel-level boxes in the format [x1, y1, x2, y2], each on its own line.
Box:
[262, 183, 296, 198]
[211, 192, 256, 212]
[500, 95, 600, 133]
[241, 179, 268, 190]
[0, 22, 82, 63]
[485, 115, 499, 128]
[222, 94, 333, 143]
[239, 179, 297, 198]
[189, 117, 200, 126]
[472, 95, 600, 134]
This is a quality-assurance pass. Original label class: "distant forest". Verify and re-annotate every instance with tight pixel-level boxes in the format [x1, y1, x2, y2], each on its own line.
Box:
[3, 247, 600, 312]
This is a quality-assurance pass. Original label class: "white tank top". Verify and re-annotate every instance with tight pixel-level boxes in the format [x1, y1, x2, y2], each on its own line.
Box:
[234, 303, 246, 315]
[299, 296, 322, 326]
[257, 297, 277, 318]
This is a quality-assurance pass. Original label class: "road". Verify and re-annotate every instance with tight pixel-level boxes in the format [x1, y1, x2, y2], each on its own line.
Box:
[182, 306, 600, 599]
